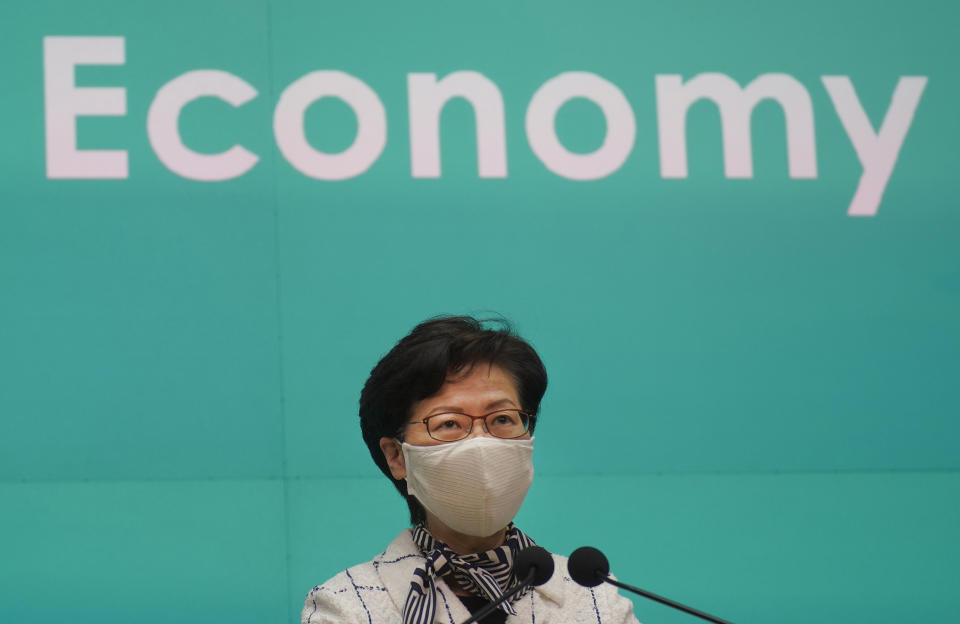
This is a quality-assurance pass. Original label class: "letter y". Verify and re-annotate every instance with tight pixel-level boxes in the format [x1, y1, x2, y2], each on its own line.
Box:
[822, 76, 927, 216]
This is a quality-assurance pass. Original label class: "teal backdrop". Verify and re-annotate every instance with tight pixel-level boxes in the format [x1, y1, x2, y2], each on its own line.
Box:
[1, 1, 958, 623]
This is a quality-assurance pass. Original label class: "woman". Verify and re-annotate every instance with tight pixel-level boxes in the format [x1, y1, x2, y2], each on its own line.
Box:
[303, 316, 639, 624]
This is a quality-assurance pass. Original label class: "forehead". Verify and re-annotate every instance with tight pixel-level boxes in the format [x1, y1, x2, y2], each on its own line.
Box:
[412, 363, 521, 415]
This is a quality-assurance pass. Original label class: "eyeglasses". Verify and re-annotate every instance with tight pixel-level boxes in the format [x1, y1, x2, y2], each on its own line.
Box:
[406, 409, 534, 443]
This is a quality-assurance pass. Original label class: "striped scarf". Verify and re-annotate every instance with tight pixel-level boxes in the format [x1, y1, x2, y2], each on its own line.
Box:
[402, 523, 536, 624]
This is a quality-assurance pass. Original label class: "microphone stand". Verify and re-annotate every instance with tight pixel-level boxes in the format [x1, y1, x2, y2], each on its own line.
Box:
[603, 576, 734, 624]
[460, 568, 535, 624]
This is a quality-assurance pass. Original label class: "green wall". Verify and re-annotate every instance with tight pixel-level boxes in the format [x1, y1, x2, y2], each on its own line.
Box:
[1, 1, 958, 622]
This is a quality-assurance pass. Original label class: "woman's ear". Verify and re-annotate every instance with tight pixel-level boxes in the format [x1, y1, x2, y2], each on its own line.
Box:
[379, 437, 406, 480]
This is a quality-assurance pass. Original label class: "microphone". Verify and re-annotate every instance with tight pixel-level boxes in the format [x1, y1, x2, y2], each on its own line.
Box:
[460, 546, 554, 624]
[567, 546, 735, 624]
[515, 545, 555, 586]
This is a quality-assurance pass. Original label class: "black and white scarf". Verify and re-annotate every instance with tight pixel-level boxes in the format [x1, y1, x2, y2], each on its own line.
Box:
[402, 524, 537, 624]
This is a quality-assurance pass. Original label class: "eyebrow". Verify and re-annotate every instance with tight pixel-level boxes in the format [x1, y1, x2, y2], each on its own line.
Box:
[426, 398, 519, 416]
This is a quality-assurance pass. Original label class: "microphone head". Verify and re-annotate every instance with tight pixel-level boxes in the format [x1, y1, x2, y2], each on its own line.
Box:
[514, 546, 555, 586]
[567, 546, 609, 588]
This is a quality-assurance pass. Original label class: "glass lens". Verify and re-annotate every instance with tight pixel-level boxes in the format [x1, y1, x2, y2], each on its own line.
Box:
[484, 410, 528, 438]
[425, 413, 473, 441]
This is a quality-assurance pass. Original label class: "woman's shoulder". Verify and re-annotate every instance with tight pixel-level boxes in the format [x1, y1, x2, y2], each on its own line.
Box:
[305, 561, 377, 595]
[301, 529, 421, 622]
[305, 545, 396, 597]
[537, 552, 640, 623]
[301, 559, 391, 624]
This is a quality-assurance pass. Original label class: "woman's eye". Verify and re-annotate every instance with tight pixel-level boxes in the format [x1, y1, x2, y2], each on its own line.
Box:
[437, 419, 461, 429]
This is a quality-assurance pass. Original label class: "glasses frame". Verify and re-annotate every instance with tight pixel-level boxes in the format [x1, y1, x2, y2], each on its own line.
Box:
[405, 408, 535, 442]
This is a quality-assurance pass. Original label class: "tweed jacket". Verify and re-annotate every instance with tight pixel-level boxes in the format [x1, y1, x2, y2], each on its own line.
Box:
[302, 529, 640, 624]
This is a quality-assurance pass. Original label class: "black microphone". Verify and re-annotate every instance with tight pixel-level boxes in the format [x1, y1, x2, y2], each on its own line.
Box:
[460, 546, 555, 624]
[567, 546, 735, 624]
[515, 545, 555, 586]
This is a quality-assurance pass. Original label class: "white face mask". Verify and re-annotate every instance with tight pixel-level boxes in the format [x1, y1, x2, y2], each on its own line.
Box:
[402, 436, 534, 537]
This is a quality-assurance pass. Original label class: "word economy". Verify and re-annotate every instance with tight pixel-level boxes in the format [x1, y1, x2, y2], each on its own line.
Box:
[44, 36, 928, 216]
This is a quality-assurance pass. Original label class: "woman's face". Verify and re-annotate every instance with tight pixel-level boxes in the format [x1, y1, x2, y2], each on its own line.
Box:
[379, 363, 525, 479]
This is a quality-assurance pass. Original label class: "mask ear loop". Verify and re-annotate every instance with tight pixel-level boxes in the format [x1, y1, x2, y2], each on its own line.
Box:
[394, 421, 408, 444]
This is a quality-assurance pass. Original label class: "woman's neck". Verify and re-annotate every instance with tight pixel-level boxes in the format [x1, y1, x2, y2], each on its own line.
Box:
[425, 513, 507, 555]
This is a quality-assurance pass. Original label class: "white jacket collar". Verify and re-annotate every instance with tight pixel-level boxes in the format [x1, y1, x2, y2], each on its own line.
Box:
[372, 529, 565, 624]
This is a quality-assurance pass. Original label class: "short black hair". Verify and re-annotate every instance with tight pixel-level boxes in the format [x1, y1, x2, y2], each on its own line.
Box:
[359, 315, 548, 525]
